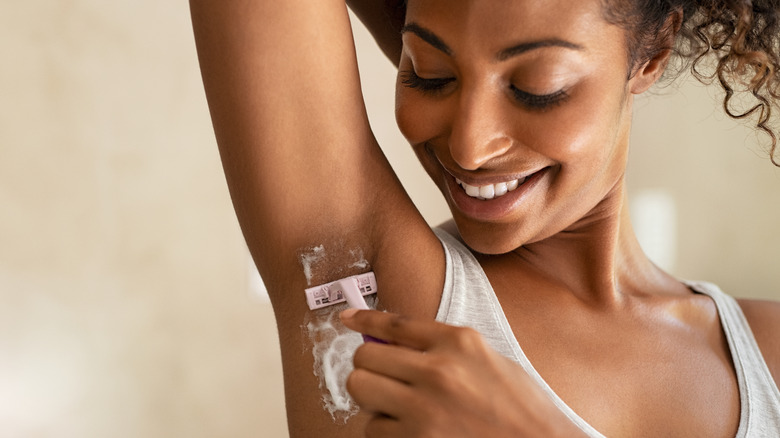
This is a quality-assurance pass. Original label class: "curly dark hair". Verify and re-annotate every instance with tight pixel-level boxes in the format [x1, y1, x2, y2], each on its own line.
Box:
[603, 0, 780, 166]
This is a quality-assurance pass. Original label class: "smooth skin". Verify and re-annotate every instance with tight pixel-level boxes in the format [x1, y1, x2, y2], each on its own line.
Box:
[189, 0, 780, 436]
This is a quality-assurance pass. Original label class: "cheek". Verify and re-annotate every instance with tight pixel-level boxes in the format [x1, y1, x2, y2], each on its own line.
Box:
[395, 88, 448, 146]
[394, 92, 443, 188]
[525, 83, 628, 166]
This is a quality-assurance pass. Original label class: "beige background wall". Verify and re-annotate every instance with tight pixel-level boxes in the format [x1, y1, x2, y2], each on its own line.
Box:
[1, 2, 777, 437]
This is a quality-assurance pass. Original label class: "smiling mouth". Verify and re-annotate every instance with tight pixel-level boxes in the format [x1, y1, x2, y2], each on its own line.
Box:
[454, 176, 528, 201]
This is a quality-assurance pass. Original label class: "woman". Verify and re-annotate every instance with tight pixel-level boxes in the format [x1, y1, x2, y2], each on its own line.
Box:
[189, 0, 780, 436]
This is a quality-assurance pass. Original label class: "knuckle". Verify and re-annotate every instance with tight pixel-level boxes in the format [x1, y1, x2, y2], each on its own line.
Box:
[388, 313, 409, 332]
[448, 326, 485, 352]
[423, 356, 464, 392]
[377, 313, 411, 341]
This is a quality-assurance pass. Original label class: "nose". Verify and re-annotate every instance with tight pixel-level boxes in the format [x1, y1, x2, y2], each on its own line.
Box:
[448, 84, 514, 171]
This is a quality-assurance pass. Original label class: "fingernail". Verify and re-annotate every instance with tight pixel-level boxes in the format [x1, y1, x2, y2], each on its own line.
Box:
[340, 308, 359, 320]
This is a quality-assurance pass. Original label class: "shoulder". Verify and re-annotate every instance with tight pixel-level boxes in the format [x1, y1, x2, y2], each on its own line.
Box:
[738, 298, 780, 388]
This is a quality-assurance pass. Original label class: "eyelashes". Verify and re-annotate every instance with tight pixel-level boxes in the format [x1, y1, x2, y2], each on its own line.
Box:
[399, 69, 569, 110]
[510, 86, 569, 110]
[400, 70, 454, 94]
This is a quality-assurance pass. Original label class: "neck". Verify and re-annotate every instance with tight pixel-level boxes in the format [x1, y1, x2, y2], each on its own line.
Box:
[511, 183, 682, 306]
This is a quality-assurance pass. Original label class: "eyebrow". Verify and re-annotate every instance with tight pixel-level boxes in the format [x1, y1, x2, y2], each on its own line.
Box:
[401, 23, 453, 56]
[401, 22, 583, 61]
[496, 39, 583, 61]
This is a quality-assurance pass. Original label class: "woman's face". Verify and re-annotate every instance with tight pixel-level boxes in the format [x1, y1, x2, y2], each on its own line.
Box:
[396, 0, 640, 254]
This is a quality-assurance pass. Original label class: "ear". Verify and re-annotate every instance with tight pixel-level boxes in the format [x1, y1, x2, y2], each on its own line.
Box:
[629, 9, 683, 95]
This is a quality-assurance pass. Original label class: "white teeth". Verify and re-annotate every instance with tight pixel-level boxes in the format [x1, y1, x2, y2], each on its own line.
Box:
[494, 182, 508, 197]
[479, 185, 495, 200]
[464, 183, 480, 197]
[455, 177, 527, 200]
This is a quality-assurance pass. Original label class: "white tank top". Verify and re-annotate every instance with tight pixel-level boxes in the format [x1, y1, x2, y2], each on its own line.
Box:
[433, 229, 780, 437]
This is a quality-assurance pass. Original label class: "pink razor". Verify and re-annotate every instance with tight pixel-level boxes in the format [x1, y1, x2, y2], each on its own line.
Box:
[329, 276, 387, 344]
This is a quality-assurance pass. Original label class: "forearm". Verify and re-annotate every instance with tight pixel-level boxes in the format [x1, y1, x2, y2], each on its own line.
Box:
[346, 0, 405, 66]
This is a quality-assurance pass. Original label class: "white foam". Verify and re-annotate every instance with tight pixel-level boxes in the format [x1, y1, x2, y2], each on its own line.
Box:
[299, 245, 326, 286]
[303, 295, 378, 423]
[348, 248, 369, 270]
[297, 244, 377, 422]
[304, 307, 363, 423]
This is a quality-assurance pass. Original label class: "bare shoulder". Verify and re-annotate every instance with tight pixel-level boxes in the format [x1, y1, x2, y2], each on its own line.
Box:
[738, 298, 780, 387]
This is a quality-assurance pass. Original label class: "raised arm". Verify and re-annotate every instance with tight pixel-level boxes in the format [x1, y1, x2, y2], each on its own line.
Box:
[188, 0, 443, 435]
[190, 0, 383, 277]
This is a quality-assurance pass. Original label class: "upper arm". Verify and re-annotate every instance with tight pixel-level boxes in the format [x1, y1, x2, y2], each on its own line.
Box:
[189, 1, 443, 436]
[738, 299, 780, 389]
[189, 0, 386, 265]
[188, 0, 438, 298]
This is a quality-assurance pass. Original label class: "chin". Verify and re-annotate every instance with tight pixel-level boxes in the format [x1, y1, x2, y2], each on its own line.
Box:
[452, 218, 528, 255]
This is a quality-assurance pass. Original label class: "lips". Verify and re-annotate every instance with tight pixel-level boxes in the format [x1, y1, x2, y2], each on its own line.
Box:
[445, 167, 549, 222]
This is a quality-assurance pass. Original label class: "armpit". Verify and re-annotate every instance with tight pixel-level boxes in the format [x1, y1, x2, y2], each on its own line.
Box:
[298, 242, 371, 288]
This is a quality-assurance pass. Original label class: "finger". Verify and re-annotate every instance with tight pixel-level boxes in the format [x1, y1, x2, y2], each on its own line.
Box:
[353, 341, 429, 385]
[347, 366, 416, 419]
[340, 309, 451, 351]
[364, 413, 404, 438]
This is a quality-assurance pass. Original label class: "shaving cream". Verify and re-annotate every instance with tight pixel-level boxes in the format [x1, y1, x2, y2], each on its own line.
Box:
[303, 295, 378, 423]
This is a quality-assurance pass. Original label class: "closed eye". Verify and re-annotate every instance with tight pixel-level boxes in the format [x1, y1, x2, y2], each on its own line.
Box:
[401, 69, 569, 110]
[510, 86, 569, 110]
[400, 70, 454, 95]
